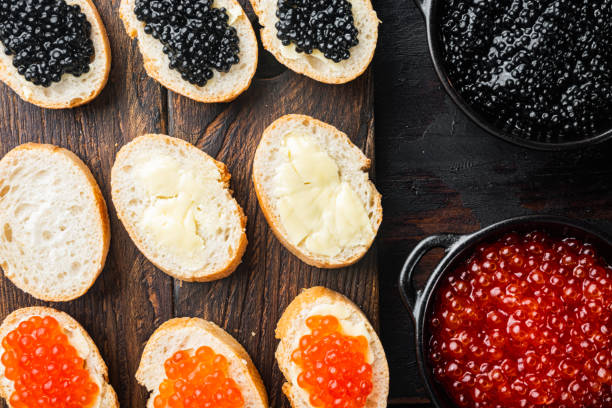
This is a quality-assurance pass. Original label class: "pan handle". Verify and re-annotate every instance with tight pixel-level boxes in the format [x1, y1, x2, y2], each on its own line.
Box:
[398, 234, 462, 315]
[413, 0, 433, 16]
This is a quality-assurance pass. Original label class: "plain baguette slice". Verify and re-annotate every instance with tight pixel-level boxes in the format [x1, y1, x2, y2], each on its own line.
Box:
[111, 134, 247, 281]
[0, 143, 110, 302]
[252, 114, 382, 268]
[275, 287, 389, 408]
[0, 307, 118, 407]
[136, 317, 268, 408]
[119, 0, 258, 103]
[250, 0, 378, 84]
[0, 0, 111, 109]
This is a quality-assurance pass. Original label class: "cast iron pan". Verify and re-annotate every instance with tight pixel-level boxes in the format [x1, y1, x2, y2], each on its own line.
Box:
[397, 214, 612, 408]
[413, 0, 612, 151]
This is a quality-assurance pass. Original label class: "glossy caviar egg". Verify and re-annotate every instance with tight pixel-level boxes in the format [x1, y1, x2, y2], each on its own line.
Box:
[292, 315, 373, 408]
[275, 0, 359, 63]
[0, 315, 99, 408]
[428, 231, 612, 408]
[153, 347, 244, 408]
[134, 0, 240, 87]
[0, 0, 94, 87]
[440, 0, 612, 142]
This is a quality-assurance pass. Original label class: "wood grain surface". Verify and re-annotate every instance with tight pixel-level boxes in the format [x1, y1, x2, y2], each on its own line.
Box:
[0, 0, 378, 407]
[2, 0, 611, 407]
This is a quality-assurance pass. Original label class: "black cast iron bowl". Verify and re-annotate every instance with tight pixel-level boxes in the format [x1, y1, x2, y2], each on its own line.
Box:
[398, 215, 612, 408]
[414, 0, 612, 151]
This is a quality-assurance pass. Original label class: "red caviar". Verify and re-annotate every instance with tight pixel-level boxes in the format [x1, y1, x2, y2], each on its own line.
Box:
[0, 315, 99, 408]
[428, 231, 612, 408]
[291, 315, 373, 408]
[153, 347, 244, 408]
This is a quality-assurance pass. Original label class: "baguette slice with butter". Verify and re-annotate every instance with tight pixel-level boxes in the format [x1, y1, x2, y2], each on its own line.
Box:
[136, 317, 268, 408]
[275, 286, 389, 408]
[252, 114, 382, 269]
[250, 0, 378, 84]
[0, 0, 111, 109]
[119, 0, 258, 103]
[111, 134, 247, 281]
[0, 143, 110, 302]
[0, 307, 118, 408]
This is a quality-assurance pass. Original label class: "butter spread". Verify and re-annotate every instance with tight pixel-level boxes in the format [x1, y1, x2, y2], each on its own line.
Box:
[274, 133, 373, 257]
[278, 43, 344, 71]
[307, 304, 373, 357]
[66, 326, 105, 408]
[135, 155, 220, 258]
[215, 1, 240, 25]
[63, 327, 105, 408]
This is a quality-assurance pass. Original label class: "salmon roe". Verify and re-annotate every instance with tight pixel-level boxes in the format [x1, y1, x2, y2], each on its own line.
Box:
[153, 347, 244, 408]
[428, 231, 612, 408]
[291, 315, 373, 408]
[0, 315, 99, 408]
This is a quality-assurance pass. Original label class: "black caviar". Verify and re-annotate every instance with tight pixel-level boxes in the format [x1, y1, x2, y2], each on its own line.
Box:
[0, 0, 94, 87]
[440, 0, 612, 141]
[134, 0, 240, 87]
[275, 0, 359, 63]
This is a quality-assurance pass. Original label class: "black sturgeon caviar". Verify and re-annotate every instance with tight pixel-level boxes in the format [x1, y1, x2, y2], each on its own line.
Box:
[440, 0, 612, 141]
[0, 0, 94, 87]
[134, 0, 240, 87]
[275, 0, 359, 63]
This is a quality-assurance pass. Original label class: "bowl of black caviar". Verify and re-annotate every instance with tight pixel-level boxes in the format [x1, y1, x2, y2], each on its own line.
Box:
[415, 0, 612, 150]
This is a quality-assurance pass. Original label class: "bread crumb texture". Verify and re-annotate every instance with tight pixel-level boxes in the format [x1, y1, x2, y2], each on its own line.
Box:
[0, 144, 109, 301]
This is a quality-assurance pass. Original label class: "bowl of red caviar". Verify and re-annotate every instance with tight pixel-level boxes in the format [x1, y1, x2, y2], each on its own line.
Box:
[398, 215, 612, 408]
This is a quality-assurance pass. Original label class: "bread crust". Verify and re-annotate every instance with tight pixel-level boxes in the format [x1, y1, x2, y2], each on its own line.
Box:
[252, 114, 382, 269]
[111, 134, 248, 282]
[119, 0, 258, 103]
[0, 0, 111, 109]
[0, 143, 111, 302]
[250, 0, 378, 84]
[136, 317, 268, 407]
[275, 287, 389, 408]
[0, 307, 119, 408]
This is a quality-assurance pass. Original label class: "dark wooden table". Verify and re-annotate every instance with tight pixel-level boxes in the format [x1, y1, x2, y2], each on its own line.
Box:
[374, 1, 612, 406]
[0, 0, 611, 407]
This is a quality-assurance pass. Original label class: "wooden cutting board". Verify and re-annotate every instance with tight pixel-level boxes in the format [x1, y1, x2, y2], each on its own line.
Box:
[0, 0, 378, 406]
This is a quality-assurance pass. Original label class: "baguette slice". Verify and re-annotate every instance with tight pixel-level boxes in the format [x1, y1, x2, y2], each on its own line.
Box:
[0, 307, 118, 407]
[0, 0, 111, 109]
[0, 143, 110, 301]
[250, 0, 378, 84]
[111, 134, 247, 281]
[276, 287, 389, 408]
[252, 114, 382, 268]
[119, 0, 258, 103]
[136, 317, 268, 408]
